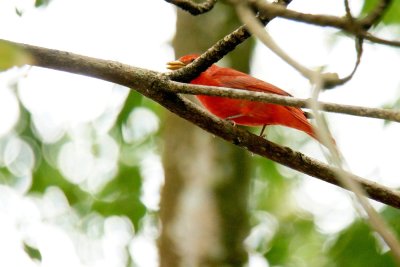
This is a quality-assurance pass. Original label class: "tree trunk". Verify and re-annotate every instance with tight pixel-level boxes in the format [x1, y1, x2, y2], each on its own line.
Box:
[159, 4, 255, 267]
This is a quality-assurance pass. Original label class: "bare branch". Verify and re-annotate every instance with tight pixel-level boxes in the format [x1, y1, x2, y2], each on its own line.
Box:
[251, 1, 351, 29]
[344, 0, 354, 22]
[327, 37, 364, 88]
[235, 2, 365, 89]
[248, 0, 400, 48]
[168, 81, 400, 122]
[166, 0, 293, 82]
[307, 0, 400, 257]
[362, 32, 400, 47]
[309, 72, 400, 264]
[165, 0, 217, 15]
[4, 39, 400, 208]
[236, 3, 315, 80]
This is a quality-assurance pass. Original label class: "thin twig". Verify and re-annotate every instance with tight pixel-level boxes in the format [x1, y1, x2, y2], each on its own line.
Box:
[362, 32, 400, 47]
[165, 0, 217, 15]
[309, 72, 400, 263]
[237, 3, 365, 90]
[329, 1, 363, 88]
[326, 37, 364, 88]
[166, 0, 293, 82]
[251, 0, 351, 29]
[167, 81, 400, 122]
[249, 0, 400, 48]
[236, 2, 364, 89]
[237, 2, 397, 91]
[3, 39, 400, 208]
[344, 0, 353, 22]
[236, 3, 315, 80]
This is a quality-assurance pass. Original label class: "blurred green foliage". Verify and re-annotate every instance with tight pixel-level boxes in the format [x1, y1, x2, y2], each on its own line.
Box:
[2, 0, 400, 266]
[93, 164, 146, 229]
[329, 217, 396, 267]
[251, 153, 400, 266]
[35, 0, 52, 8]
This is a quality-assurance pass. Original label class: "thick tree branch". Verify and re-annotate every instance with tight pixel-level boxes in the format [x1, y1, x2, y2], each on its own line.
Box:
[4, 39, 400, 208]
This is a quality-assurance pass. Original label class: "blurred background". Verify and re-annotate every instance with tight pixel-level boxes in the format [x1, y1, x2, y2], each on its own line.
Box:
[1, 0, 400, 266]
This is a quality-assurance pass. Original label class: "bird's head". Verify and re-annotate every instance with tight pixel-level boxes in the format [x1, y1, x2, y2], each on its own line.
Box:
[166, 54, 200, 70]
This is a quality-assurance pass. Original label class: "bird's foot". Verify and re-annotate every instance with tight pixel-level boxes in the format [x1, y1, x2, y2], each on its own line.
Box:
[224, 114, 243, 127]
[228, 120, 237, 127]
[259, 125, 267, 138]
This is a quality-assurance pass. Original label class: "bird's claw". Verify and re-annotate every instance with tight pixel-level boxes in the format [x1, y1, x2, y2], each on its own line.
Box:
[259, 125, 267, 138]
[227, 120, 236, 127]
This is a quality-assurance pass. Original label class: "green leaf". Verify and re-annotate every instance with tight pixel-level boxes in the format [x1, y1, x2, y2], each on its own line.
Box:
[24, 243, 42, 261]
[0, 41, 33, 71]
[361, 0, 400, 25]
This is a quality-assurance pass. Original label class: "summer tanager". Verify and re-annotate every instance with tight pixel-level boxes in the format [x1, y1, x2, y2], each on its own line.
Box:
[167, 54, 318, 141]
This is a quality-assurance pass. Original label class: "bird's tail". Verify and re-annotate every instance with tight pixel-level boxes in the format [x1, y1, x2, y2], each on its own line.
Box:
[286, 107, 337, 147]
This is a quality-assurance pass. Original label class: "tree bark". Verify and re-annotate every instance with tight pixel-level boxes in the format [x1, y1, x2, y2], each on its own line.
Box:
[158, 5, 254, 266]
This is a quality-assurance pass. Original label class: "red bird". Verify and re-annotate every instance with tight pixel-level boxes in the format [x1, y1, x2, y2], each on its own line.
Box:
[167, 54, 318, 141]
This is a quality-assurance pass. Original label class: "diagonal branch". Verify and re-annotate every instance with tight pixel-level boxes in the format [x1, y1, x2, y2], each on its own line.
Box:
[166, 0, 293, 82]
[236, 2, 315, 81]
[310, 70, 400, 263]
[362, 31, 400, 47]
[4, 39, 400, 209]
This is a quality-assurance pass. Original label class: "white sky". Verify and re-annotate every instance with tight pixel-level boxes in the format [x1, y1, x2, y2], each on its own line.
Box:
[1, 0, 400, 266]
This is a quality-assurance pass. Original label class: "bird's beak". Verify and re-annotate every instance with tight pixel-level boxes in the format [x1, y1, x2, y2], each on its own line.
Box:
[166, 60, 186, 70]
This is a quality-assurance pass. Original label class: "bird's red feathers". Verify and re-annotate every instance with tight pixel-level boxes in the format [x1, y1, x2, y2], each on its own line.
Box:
[169, 54, 318, 141]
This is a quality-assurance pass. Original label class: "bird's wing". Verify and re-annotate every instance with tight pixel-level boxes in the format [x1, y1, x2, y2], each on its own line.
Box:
[210, 67, 292, 96]
[209, 67, 312, 128]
